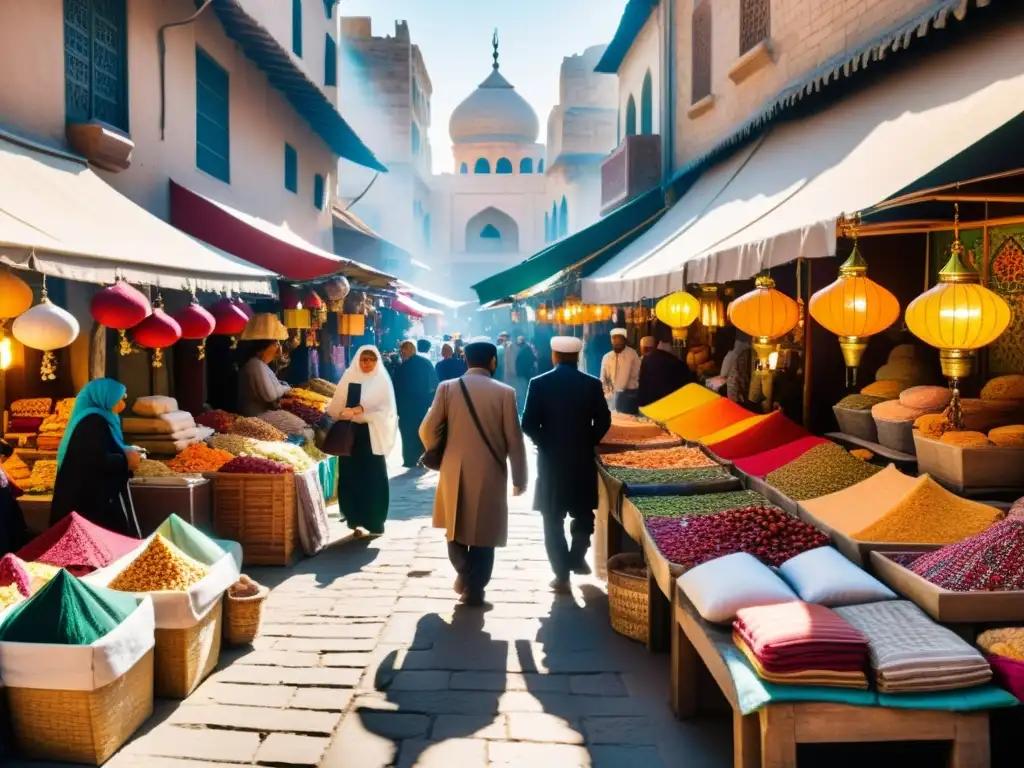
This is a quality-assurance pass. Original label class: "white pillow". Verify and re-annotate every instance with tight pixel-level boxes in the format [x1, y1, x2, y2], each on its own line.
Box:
[678, 552, 798, 624]
[779, 546, 896, 607]
[132, 396, 179, 417]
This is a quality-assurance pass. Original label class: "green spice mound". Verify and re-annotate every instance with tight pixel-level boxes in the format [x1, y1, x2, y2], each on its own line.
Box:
[606, 466, 732, 486]
[765, 442, 883, 501]
[631, 489, 769, 518]
[0, 569, 139, 645]
[836, 394, 888, 411]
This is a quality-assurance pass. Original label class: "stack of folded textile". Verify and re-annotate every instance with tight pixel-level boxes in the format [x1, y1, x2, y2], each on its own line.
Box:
[732, 602, 870, 688]
[834, 601, 991, 692]
[122, 404, 213, 457]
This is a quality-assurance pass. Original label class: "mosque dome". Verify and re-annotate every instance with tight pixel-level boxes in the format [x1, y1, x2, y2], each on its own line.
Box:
[449, 34, 540, 145]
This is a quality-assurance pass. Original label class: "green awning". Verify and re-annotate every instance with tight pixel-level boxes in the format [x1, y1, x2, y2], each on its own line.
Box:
[471, 187, 664, 305]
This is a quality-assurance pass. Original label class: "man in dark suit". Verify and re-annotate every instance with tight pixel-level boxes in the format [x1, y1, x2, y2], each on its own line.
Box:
[637, 334, 692, 408]
[522, 336, 612, 593]
[393, 339, 439, 467]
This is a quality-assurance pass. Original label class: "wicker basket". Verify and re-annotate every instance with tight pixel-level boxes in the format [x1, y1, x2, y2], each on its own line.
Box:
[213, 472, 298, 565]
[154, 598, 223, 699]
[7, 649, 154, 765]
[225, 582, 270, 646]
[607, 553, 649, 644]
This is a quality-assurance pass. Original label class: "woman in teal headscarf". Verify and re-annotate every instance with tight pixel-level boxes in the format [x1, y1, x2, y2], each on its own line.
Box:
[50, 379, 142, 536]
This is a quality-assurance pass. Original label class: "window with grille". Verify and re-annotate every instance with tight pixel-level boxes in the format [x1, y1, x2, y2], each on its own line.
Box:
[195, 47, 230, 183]
[64, 0, 128, 131]
[740, 0, 771, 55]
[691, 0, 712, 104]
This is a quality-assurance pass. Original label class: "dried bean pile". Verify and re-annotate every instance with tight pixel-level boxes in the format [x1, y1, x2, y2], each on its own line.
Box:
[604, 466, 731, 486]
[602, 446, 717, 470]
[219, 455, 294, 474]
[282, 400, 323, 425]
[630, 489, 769, 518]
[765, 442, 882, 501]
[258, 409, 309, 436]
[230, 417, 287, 442]
[836, 394, 886, 411]
[135, 459, 175, 478]
[646, 505, 829, 569]
[208, 434, 257, 456]
[195, 409, 237, 433]
[908, 517, 1024, 591]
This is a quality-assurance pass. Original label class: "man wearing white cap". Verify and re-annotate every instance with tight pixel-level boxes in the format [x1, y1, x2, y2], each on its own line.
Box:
[522, 336, 611, 592]
[599, 328, 641, 414]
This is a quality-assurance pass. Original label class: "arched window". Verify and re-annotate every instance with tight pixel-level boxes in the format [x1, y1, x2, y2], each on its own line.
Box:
[291, 0, 302, 56]
[550, 202, 558, 240]
[544, 212, 550, 243]
[480, 224, 501, 239]
[538, 158, 545, 173]
[625, 95, 637, 136]
[641, 70, 653, 135]
[466, 207, 519, 253]
[459, 162, 468, 174]
[324, 34, 337, 86]
[496, 157, 513, 174]
[559, 196, 568, 237]
[474, 157, 491, 174]
[519, 157, 533, 174]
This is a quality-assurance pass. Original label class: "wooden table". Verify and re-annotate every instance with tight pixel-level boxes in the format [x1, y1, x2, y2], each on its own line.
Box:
[670, 585, 991, 768]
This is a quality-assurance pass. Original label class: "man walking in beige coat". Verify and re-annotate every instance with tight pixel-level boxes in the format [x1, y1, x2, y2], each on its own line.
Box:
[419, 340, 528, 607]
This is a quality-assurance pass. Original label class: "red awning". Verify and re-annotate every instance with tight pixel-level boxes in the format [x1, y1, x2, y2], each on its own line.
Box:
[170, 181, 393, 285]
[392, 293, 441, 318]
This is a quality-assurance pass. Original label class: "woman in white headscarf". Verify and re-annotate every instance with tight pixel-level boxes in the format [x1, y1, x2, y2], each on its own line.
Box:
[327, 345, 398, 536]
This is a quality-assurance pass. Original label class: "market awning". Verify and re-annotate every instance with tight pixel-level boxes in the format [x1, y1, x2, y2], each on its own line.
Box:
[397, 281, 468, 310]
[205, 0, 385, 172]
[594, 0, 660, 74]
[392, 293, 441, 318]
[471, 187, 665, 305]
[582, 14, 1024, 302]
[170, 181, 393, 287]
[0, 132, 275, 294]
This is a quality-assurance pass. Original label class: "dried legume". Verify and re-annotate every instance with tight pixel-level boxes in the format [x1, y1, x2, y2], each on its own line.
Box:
[605, 466, 731, 486]
[599, 433, 683, 449]
[835, 394, 887, 411]
[230, 417, 287, 442]
[208, 434, 257, 456]
[258, 409, 309, 436]
[630, 490, 769, 518]
[765, 442, 882, 501]
[135, 459, 175, 478]
[602, 446, 716, 470]
[196, 409, 237, 433]
[109, 534, 209, 592]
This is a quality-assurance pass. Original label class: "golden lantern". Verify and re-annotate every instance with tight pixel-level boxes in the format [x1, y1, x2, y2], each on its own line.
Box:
[654, 291, 699, 341]
[283, 305, 312, 330]
[698, 285, 726, 329]
[560, 296, 584, 326]
[809, 225, 900, 386]
[906, 204, 1011, 428]
[728, 275, 799, 368]
[339, 313, 366, 336]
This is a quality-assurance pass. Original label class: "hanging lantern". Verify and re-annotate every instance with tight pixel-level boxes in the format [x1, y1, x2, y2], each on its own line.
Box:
[728, 275, 799, 368]
[559, 296, 584, 326]
[339, 314, 366, 336]
[809, 223, 900, 386]
[324, 276, 351, 304]
[906, 204, 1011, 429]
[283, 305, 312, 330]
[89, 277, 152, 355]
[173, 297, 216, 360]
[133, 295, 182, 368]
[0, 268, 34, 320]
[305, 289, 327, 326]
[209, 296, 249, 349]
[232, 296, 254, 319]
[698, 285, 726, 329]
[655, 291, 700, 342]
[279, 284, 302, 310]
[12, 280, 80, 380]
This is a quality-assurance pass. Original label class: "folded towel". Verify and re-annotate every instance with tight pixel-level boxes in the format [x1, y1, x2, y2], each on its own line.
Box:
[877, 669, 993, 693]
[122, 411, 196, 435]
[734, 633, 869, 689]
[734, 602, 869, 657]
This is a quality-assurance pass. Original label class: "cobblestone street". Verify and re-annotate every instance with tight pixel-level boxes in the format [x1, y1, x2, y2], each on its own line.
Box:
[16, 446, 730, 768]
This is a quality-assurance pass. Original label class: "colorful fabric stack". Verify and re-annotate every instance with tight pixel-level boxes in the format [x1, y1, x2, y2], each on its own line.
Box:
[639, 383, 720, 424]
[733, 436, 829, 478]
[908, 518, 1024, 591]
[703, 410, 811, 460]
[664, 398, 752, 441]
[17, 511, 140, 576]
[834, 601, 991, 692]
[732, 602, 870, 688]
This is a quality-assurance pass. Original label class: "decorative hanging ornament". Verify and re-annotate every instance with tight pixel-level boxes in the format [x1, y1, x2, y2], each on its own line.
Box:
[172, 296, 216, 360]
[209, 296, 249, 350]
[655, 291, 700, 342]
[728, 275, 799, 369]
[279, 284, 302, 311]
[698, 285, 726, 329]
[324, 276, 351, 303]
[232, 295, 254, 319]
[906, 203, 1011, 429]
[809, 219, 900, 386]
[305, 289, 327, 326]
[132, 295, 182, 368]
[12, 278, 80, 380]
[89, 277, 152, 355]
[0, 268, 34, 320]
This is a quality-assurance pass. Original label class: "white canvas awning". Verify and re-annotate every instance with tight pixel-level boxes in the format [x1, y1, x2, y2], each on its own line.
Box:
[582, 15, 1024, 304]
[0, 132, 276, 295]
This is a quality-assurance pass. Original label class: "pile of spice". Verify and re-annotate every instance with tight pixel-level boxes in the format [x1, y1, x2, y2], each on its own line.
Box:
[906, 517, 1024, 590]
[601, 445, 717, 470]
[977, 628, 1024, 660]
[24, 459, 57, 494]
[166, 443, 235, 473]
[135, 459, 176, 478]
[303, 441, 329, 462]
[704, 410, 810, 460]
[109, 534, 210, 592]
[0, 554, 59, 597]
[0, 584, 24, 610]
[852, 475, 1002, 543]
[156, 513, 229, 564]
[247, 440, 316, 471]
[604, 466, 731, 486]
[630, 489, 769, 518]
[284, 388, 331, 413]
[282, 400, 324, 426]
[800, 465, 919, 534]
[646, 506, 828, 569]
[640, 383, 721, 424]
[0, 570, 139, 645]
[664, 398, 753, 442]
[835, 394, 888, 411]
[602, 413, 670, 444]
[17, 511, 140, 575]
[599, 432, 682, 449]
[765, 442, 882, 501]
[230, 416, 287, 442]
[219, 456, 294, 474]
[258, 409, 310, 437]
[208, 434, 257, 456]
[195, 409, 237, 433]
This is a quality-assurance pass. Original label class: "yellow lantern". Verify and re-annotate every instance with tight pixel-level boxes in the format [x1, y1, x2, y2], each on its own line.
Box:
[283, 307, 312, 330]
[0, 269, 33, 320]
[561, 296, 584, 326]
[809, 229, 900, 385]
[728, 275, 799, 368]
[654, 291, 699, 341]
[698, 285, 725, 329]
[906, 204, 1011, 428]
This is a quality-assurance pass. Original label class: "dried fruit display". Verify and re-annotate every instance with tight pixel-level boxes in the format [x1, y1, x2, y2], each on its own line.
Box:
[228, 574, 263, 598]
[109, 534, 209, 592]
[40, 398, 75, 433]
[195, 409, 237, 433]
[218, 456, 294, 474]
[765, 443, 882, 501]
[166, 443, 235, 473]
[258, 409, 309, 436]
[601, 446, 717, 470]
[630, 490, 769, 518]
[285, 388, 331, 413]
[229, 417, 287, 442]
[10, 398, 52, 418]
[909, 518, 1024, 591]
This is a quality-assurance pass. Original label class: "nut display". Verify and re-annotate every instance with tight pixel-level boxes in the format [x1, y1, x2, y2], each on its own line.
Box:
[135, 459, 175, 478]
[195, 409, 237, 433]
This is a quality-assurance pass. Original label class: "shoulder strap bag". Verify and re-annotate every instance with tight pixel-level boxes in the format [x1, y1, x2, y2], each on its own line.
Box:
[458, 378, 504, 469]
[419, 379, 503, 471]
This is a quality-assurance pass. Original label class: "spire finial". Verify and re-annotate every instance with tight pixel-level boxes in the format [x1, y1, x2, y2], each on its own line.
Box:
[492, 28, 499, 70]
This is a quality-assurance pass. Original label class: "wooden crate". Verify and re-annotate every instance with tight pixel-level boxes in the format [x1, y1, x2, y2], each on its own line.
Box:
[213, 473, 297, 566]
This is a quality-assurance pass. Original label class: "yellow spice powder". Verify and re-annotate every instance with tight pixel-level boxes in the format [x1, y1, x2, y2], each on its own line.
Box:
[109, 534, 209, 592]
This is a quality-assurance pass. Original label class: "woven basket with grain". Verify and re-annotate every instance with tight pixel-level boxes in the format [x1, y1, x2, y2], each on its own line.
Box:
[154, 597, 222, 699]
[225, 580, 270, 646]
[607, 553, 649, 644]
[6, 649, 154, 765]
[213, 473, 298, 566]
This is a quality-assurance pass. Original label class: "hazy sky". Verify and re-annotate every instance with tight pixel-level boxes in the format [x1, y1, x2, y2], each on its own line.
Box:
[340, 0, 626, 173]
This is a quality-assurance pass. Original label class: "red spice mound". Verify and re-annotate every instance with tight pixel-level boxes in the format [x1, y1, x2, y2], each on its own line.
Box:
[0, 554, 31, 597]
[910, 518, 1024, 592]
[733, 436, 829, 478]
[16, 512, 140, 576]
[708, 411, 811, 460]
[196, 409, 237, 433]
[665, 398, 753, 441]
[646, 505, 829, 570]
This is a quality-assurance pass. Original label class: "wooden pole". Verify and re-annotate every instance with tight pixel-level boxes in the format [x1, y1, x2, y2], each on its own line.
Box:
[802, 259, 813, 431]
